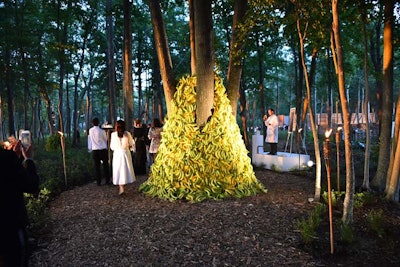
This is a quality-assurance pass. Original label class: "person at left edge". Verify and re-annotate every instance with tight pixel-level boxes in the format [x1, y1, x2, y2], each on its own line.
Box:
[0, 148, 39, 267]
[88, 117, 111, 185]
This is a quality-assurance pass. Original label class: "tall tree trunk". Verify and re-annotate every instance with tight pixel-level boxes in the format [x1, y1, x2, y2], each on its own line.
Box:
[189, 0, 196, 75]
[256, 37, 265, 136]
[297, 21, 322, 201]
[381, 0, 397, 201]
[106, 0, 117, 125]
[193, 0, 214, 127]
[239, 66, 249, 149]
[226, 0, 247, 117]
[72, 37, 86, 147]
[123, 0, 134, 127]
[361, 6, 371, 191]
[148, 0, 176, 116]
[136, 33, 143, 119]
[331, 0, 355, 224]
[5, 47, 16, 136]
[372, 0, 394, 191]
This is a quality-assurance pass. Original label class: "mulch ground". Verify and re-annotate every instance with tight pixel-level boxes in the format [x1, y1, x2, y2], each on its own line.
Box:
[28, 169, 400, 267]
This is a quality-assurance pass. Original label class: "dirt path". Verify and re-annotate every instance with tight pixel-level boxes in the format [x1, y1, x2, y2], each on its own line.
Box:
[28, 169, 399, 266]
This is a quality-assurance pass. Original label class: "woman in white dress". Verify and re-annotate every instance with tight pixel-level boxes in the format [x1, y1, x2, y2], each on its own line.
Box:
[110, 120, 136, 195]
[148, 118, 163, 163]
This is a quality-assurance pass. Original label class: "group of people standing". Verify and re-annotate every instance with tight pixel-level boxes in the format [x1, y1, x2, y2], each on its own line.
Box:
[88, 117, 163, 196]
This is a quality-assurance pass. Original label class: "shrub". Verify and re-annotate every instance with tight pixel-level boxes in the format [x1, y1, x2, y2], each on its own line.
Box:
[367, 209, 385, 238]
[295, 203, 326, 244]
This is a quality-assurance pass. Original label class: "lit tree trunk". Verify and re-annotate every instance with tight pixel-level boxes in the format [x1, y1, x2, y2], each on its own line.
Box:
[193, 0, 214, 127]
[382, 0, 398, 201]
[297, 21, 322, 201]
[226, 0, 247, 117]
[106, 0, 116, 124]
[331, 0, 355, 224]
[123, 0, 133, 126]
[189, 0, 196, 75]
[386, 93, 400, 201]
[361, 6, 371, 190]
[371, 0, 394, 191]
[148, 0, 176, 116]
[372, 0, 394, 191]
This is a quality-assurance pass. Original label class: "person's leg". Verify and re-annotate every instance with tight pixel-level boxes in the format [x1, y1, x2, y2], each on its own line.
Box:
[119, 185, 125, 195]
[271, 143, 277, 155]
[100, 149, 110, 184]
[92, 150, 101, 185]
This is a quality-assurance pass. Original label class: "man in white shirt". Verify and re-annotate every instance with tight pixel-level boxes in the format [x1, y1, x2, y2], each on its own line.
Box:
[88, 117, 110, 185]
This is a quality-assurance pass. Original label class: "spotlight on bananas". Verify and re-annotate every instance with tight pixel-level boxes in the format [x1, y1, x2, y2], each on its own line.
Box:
[139, 75, 267, 202]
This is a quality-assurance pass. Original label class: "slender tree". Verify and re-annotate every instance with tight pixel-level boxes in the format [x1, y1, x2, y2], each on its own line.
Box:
[331, 0, 355, 224]
[123, 0, 134, 126]
[106, 0, 117, 124]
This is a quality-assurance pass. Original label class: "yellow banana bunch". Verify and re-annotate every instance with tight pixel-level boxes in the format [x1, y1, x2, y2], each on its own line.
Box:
[139, 75, 267, 202]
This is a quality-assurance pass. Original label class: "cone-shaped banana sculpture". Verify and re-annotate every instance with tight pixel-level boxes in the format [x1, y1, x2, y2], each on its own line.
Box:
[139, 75, 267, 202]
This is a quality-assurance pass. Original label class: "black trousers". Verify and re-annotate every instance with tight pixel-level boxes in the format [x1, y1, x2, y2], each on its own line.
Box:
[92, 149, 110, 185]
[268, 143, 277, 155]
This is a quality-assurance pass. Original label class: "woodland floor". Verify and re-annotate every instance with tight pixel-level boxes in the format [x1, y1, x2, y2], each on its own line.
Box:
[28, 165, 400, 266]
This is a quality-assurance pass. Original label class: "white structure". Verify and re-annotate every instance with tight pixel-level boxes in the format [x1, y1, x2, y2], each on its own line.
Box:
[252, 132, 311, 172]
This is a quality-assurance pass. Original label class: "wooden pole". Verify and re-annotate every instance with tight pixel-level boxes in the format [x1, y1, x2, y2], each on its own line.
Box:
[58, 131, 67, 187]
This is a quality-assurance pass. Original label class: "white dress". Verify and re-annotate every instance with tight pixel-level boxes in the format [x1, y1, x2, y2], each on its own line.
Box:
[110, 131, 136, 185]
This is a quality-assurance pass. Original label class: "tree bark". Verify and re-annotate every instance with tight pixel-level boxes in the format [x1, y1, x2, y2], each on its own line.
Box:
[372, 0, 394, 191]
[296, 20, 322, 202]
[331, 0, 355, 224]
[148, 0, 176, 116]
[226, 0, 247, 117]
[361, 6, 371, 191]
[106, 0, 117, 125]
[123, 0, 134, 127]
[193, 0, 214, 127]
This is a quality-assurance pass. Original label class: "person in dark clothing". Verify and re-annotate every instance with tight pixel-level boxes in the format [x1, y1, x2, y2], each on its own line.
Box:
[131, 118, 149, 175]
[0, 149, 39, 267]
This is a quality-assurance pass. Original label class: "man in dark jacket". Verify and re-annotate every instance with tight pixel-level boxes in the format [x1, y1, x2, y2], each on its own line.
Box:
[0, 148, 39, 266]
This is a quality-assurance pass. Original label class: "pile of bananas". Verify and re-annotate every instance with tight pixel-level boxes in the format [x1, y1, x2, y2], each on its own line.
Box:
[139, 75, 267, 202]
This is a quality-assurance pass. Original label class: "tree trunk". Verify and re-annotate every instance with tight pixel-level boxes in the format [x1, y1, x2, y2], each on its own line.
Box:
[5, 47, 16, 136]
[148, 0, 176, 116]
[193, 0, 214, 127]
[331, 0, 355, 224]
[106, 0, 117, 125]
[226, 0, 247, 117]
[239, 67, 249, 149]
[361, 7, 371, 191]
[123, 0, 134, 127]
[372, 0, 394, 191]
[296, 21, 322, 202]
[189, 0, 196, 75]
[382, 0, 398, 201]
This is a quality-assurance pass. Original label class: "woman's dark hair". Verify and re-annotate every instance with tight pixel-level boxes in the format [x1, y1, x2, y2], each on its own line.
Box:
[152, 118, 162, 128]
[115, 120, 125, 138]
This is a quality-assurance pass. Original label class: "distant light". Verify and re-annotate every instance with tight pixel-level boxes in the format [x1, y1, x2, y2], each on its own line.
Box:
[307, 160, 314, 167]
